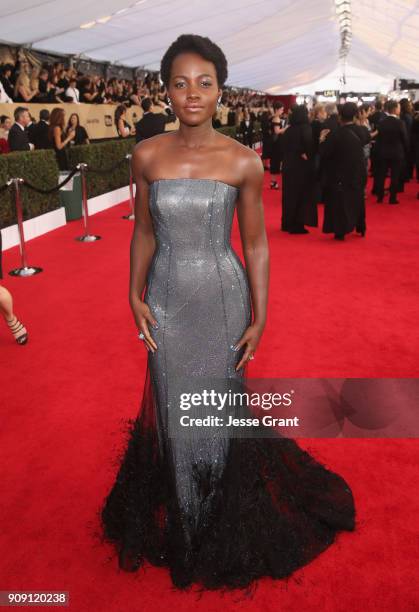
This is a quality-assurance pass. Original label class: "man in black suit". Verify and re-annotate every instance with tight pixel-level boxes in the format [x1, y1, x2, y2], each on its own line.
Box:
[135, 97, 176, 143]
[369, 100, 386, 131]
[375, 100, 409, 204]
[8, 107, 33, 152]
[31, 109, 51, 149]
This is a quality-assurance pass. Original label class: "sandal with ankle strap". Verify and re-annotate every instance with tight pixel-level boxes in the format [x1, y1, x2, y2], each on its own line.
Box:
[6, 316, 28, 345]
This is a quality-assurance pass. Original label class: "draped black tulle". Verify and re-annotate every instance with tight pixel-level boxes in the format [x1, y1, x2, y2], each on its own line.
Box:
[97, 362, 356, 594]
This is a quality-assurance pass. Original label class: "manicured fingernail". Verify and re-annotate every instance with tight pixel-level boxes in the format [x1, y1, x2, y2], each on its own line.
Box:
[153, 323, 159, 329]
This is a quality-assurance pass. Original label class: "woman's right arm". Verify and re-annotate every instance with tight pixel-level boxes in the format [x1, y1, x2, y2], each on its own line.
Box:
[19, 86, 37, 101]
[129, 143, 158, 352]
[54, 126, 74, 149]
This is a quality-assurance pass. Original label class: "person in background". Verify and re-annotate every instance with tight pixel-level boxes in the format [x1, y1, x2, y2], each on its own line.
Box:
[370, 100, 386, 131]
[0, 221, 28, 343]
[356, 103, 373, 173]
[8, 107, 33, 152]
[0, 64, 15, 101]
[375, 99, 408, 204]
[115, 104, 134, 138]
[369, 99, 387, 193]
[65, 77, 80, 103]
[26, 113, 38, 146]
[412, 101, 419, 182]
[269, 101, 287, 189]
[135, 97, 176, 142]
[320, 102, 368, 240]
[0, 115, 12, 139]
[311, 103, 327, 155]
[79, 77, 100, 104]
[48, 107, 75, 170]
[238, 107, 255, 148]
[14, 65, 39, 103]
[399, 98, 414, 185]
[66, 113, 89, 145]
[260, 109, 272, 171]
[129, 83, 142, 107]
[323, 102, 340, 133]
[0, 115, 11, 153]
[32, 109, 50, 149]
[0, 77, 12, 103]
[281, 104, 317, 234]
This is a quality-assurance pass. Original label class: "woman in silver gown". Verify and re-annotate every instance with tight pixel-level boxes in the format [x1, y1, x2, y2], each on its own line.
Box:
[99, 34, 355, 592]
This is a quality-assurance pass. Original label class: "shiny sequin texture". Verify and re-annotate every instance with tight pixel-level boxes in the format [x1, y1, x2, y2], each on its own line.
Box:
[144, 178, 251, 536]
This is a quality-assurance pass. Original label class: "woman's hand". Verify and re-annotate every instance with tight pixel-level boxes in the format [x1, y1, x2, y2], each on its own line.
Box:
[130, 297, 158, 352]
[319, 128, 330, 143]
[234, 322, 265, 370]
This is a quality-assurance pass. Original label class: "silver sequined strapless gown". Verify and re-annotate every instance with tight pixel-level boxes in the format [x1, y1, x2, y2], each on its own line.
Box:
[99, 178, 356, 592]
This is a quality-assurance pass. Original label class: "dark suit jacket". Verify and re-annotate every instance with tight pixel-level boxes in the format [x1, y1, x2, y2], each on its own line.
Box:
[135, 111, 176, 142]
[27, 122, 37, 145]
[32, 121, 50, 149]
[375, 115, 408, 160]
[8, 123, 31, 152]
[370, 110, 386, 131]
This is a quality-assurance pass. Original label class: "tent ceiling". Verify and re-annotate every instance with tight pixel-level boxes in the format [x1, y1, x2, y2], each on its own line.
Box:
[0, 0, 418, 92]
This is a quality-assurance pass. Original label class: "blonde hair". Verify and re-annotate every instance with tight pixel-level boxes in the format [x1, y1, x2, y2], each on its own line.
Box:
[313, 103, 326, 119]
[14, 72, 32, 98]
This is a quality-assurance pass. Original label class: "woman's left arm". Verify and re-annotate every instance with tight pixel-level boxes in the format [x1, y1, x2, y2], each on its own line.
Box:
[234, 151, 270, 370]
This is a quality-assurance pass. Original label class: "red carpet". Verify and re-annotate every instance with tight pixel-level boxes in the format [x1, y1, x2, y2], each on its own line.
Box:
[1, 172, 418, 611]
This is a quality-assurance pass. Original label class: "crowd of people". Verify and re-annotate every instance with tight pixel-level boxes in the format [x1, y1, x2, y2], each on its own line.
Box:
[1, 54, 419, 242]
[0, 59, 165, 106]
[1, 72, 419, 344]
[258, 97, 419, 240]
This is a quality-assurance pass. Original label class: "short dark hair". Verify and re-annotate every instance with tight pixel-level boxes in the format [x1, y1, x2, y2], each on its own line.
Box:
[160, 34, 228, 88]
[273, 101, 284, 111]
[141, 97, 152, 112]
[0, 114, 10, 125]
[289, 104, 308, 125]
[339, 102, 358, 122]
[14, 106, 29, 122]
[39, 109, 50, 121]
[385, 99, 399, 114]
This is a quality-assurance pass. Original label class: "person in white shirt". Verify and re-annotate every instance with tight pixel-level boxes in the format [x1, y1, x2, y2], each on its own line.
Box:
[0, 80, 12, 103]
[65, 78, 80, 103]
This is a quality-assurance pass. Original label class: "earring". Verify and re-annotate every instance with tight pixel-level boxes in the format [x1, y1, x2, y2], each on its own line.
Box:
[167, 97, 171, 105]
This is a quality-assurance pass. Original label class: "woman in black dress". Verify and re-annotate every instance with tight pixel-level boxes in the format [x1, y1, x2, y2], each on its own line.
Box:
[48, 108, 75, 171]
[269, 101, 286, 189]
[260, 109, 272, 170]
[281, 104, 317, 233]
[66, 113, 89, 146]
[0, 231, 28, 344]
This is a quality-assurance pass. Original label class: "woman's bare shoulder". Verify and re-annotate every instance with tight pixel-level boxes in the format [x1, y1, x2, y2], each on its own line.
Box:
[218, 132, 264, 182]
[132, 131, 177, 167]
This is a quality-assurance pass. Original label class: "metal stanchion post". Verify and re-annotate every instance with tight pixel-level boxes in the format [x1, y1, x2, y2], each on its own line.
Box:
[75, 163, 101, 242]
[8, 178, 43, 277]
[122, 153, 135, 220]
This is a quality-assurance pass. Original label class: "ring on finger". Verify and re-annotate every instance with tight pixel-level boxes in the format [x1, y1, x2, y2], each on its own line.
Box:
[248, 354, 255, 360]
[138, 331, 145, 340]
